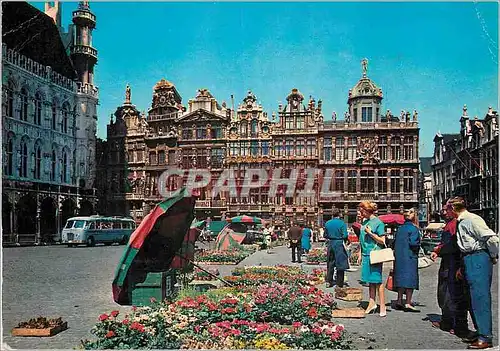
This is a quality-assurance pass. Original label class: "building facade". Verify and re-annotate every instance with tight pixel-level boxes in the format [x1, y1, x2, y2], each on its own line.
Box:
[2, 1, 99, 245]
[432, 105, 498, 231]
[97, 59, 420, 227]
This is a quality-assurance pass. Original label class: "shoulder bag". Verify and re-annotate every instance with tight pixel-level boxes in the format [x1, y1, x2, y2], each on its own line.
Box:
[370, 243, 395, 264]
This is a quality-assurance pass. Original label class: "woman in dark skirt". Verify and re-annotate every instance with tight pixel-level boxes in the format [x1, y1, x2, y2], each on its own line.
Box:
[393, 208, 421, 312]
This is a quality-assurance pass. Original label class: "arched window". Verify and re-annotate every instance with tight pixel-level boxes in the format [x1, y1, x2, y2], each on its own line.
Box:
[20, 141, 28, 177]
[5, 138, 13, 175]
[51, 102, 57, 130]
[251, 120, 258, 136]
[34, 93, 42, 125]
[51, 150, 56, 181]
[62, 151, 68, 183]
[62, 104, 69, 133]
[34, 144, 42, 179]
[6, 88, 14, 118]
[20, 88, 29, 121]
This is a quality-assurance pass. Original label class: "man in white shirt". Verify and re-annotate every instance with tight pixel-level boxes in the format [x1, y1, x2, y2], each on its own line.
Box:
[448, 197, 498, 349]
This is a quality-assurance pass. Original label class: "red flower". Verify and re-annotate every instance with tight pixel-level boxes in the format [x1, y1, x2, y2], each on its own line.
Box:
[105, 330, 115, 338]
[194, 325, 201, 333]
[292, 322, 302, 328]
[306, 307, 318, 318]
[99, 314, 109, 321]
[312, 327, 322, 334]
[130, 322, 145, 333]
[150, 297, 157, 303]
[110, 310, 119, 318]
[122, 319, 130, 325]
[231, 329, 241, 336]
[131, 306, 137, 312]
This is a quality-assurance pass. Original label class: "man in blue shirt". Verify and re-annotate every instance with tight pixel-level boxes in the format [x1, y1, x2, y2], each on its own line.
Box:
[324, 209, 349, 288]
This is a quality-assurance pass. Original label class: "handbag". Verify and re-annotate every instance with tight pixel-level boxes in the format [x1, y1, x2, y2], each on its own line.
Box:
[370, 244, 395, 264]
[385, 269, 396, 291]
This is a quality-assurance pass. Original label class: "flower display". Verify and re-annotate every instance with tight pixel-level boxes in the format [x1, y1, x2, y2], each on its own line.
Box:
[306, 248, 327, 264]
[193, 267, 220, 281]
[225, 265, 325, 286]
[195, 249, 251, 264]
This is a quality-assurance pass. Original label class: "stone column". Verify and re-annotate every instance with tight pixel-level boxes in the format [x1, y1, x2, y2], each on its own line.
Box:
[374, 169, 379, 194]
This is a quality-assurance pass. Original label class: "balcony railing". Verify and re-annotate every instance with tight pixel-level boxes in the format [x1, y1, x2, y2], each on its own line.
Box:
[71, 45, 98, 59]
[77, 82, 99, 98]
[148, 112, 179, 122]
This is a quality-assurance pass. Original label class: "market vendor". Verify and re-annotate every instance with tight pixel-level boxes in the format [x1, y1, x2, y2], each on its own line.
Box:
[324, 208, 349, 288]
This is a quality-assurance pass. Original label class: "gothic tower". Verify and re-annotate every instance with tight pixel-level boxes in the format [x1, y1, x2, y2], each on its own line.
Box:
[70, 1, 99, 190]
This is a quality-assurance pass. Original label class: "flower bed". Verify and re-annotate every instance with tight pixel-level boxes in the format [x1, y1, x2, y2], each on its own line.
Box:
[194, 249, 251, 264]
[306, 248, 327, 264]
[193, 267, 220, 281]
[225, 265, 325, 286]
[81, 282, 350, 349]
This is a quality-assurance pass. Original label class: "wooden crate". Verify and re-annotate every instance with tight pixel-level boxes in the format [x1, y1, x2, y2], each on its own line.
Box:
[12, 322, 68, 337]
[334, 287, 363, 301]
[332, 308, 365, 319]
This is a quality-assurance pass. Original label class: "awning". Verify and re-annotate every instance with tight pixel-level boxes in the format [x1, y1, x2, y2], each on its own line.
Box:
[425, 222, 445, 231]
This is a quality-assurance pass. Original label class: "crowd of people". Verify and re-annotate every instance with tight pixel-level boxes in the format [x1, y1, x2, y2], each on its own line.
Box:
[286, 197, 498, 349]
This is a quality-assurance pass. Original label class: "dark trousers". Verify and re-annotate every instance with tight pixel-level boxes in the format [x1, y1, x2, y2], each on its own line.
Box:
[291, 242, 302, 263]
[326, 245, 345, 287]
[463, 251, 493, 342]
[437, 254, 469, 334]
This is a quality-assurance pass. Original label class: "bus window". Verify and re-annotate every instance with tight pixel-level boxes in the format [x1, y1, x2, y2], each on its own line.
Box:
[88, 222, 97, 230]
[112, 221, 121, 229]
[130, 222, 136, 229]
[65, 220, 75, 229]
[74, 220, 86, 229]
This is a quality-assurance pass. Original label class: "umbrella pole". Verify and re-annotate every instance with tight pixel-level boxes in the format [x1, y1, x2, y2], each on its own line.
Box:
[175, 253, 234, 287]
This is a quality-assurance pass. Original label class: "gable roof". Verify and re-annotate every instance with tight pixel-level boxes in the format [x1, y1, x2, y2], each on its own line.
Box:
[2, 2, 77, 79]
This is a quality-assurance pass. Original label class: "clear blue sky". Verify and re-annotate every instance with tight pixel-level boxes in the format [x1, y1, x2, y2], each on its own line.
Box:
[34, 1, 498, 157]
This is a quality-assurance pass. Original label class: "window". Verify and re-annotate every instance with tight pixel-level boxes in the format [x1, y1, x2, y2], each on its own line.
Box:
[34, 93, 42, 125]
[403, 136, 414, 160]
[51, 150, 56, 181]
[240, 123, 248, 137]
[391, 137, 401, 161]
[334, 170, 344, 192]
[307, 139, 315, 156]
[52, 103, 57, 130]
[285, 140, 293, 156]
[240, 141, 248, 156]
[345, 137, 357, 161]
[168, 150, 175, 165]
[34, 145, 41, 179]
[149, 152, 157, 165]
[6, 88, 14, 117]
[62, 105, 69, 133]
[403, 169, 414, 193]
[62, 151, 68, 183]
[230, 142, 237, 156]
[378, 170, 388, 193]
[182, 128, 191, 140]
[20, 88, 28, 121]
[390, 170, 401, 193]
[335, 138, 344, 161]
[251, 141, 258, 156]
[211, 148, 224, 168]
[136, 150, 143, 162]
[353, 108, 357, 121]
[360, 170, 375, 192]
[211, 126, 222, 139]
[323, 138, 332, 161]
[5, 139, 13, 176]
[196, 126, 206, 139]
[296, 115, 305, 129]
[285, 116, 293, 129]
[296, 140, 304, 156]
[251, 120, 258, 136]
[262, 141, 269, 156]
[20, 141, 28, 177]
[274, 143, 282, 157]
[347, 170, 357, 193]
[158, 150, 166, 164]
[378, 137, 388, 160]
[361, 107, 373, 122]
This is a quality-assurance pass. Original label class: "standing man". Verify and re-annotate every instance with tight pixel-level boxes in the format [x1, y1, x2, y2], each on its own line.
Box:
[324, 208, 349, 288]
[448, 197, 499, 349]
[288, 222, 303, 263]
[430, 202, 470, 338]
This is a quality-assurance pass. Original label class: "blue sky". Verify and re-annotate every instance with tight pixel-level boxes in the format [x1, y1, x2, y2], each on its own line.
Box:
[34, 1, 498, 157]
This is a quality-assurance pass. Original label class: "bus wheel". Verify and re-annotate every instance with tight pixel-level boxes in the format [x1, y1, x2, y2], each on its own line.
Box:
[104, 242, 112, 246]
[120, 236, 128, 245]
[86, 236, 95, 247]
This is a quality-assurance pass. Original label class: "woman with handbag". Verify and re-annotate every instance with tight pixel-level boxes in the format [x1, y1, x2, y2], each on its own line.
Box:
[393, 208, 421, 312]
[359, 201, 388, 317]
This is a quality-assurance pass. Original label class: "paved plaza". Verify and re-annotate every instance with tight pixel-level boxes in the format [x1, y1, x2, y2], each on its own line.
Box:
[2, 243, 498, 349]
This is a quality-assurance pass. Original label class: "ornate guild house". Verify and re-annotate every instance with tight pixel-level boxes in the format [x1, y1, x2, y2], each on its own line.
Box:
[2, 1, 99, 245]
[98, 59, 420, 227]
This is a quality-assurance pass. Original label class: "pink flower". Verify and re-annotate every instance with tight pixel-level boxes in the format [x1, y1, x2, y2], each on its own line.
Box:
[105, 330, 115, 338]
[292, 322, 302, 328]
[122, 319, 130, 325]
[99, 314, 109, 321]
[150, 297, 157, 303]
[110, 310, 119, 318]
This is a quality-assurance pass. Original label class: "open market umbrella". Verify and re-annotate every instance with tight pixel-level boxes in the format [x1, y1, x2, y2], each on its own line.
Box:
[170, 219, 206, 271]
[227, 215, 265, 224]
[379, 214, 405, 226]
[112, 188, 196, 305]
[214, 223, 247, 251]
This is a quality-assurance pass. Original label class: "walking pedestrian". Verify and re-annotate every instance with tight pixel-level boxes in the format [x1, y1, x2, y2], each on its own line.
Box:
[301, 225, 312, 254]
[430, 202, 470, 338]
[359, 200, 387, 317]
[288, 222, 303, 263]
[393, 208, 421, 312]
[449, 196, 499, 349]
[324, 208, 349, 288]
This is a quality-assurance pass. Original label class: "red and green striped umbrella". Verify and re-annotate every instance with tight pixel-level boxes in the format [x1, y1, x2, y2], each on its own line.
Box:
[214, 223, 247, 251]
[170, 219, 205, 271]
[112, 188, 195, 305]
[226, 215, 265, 224]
